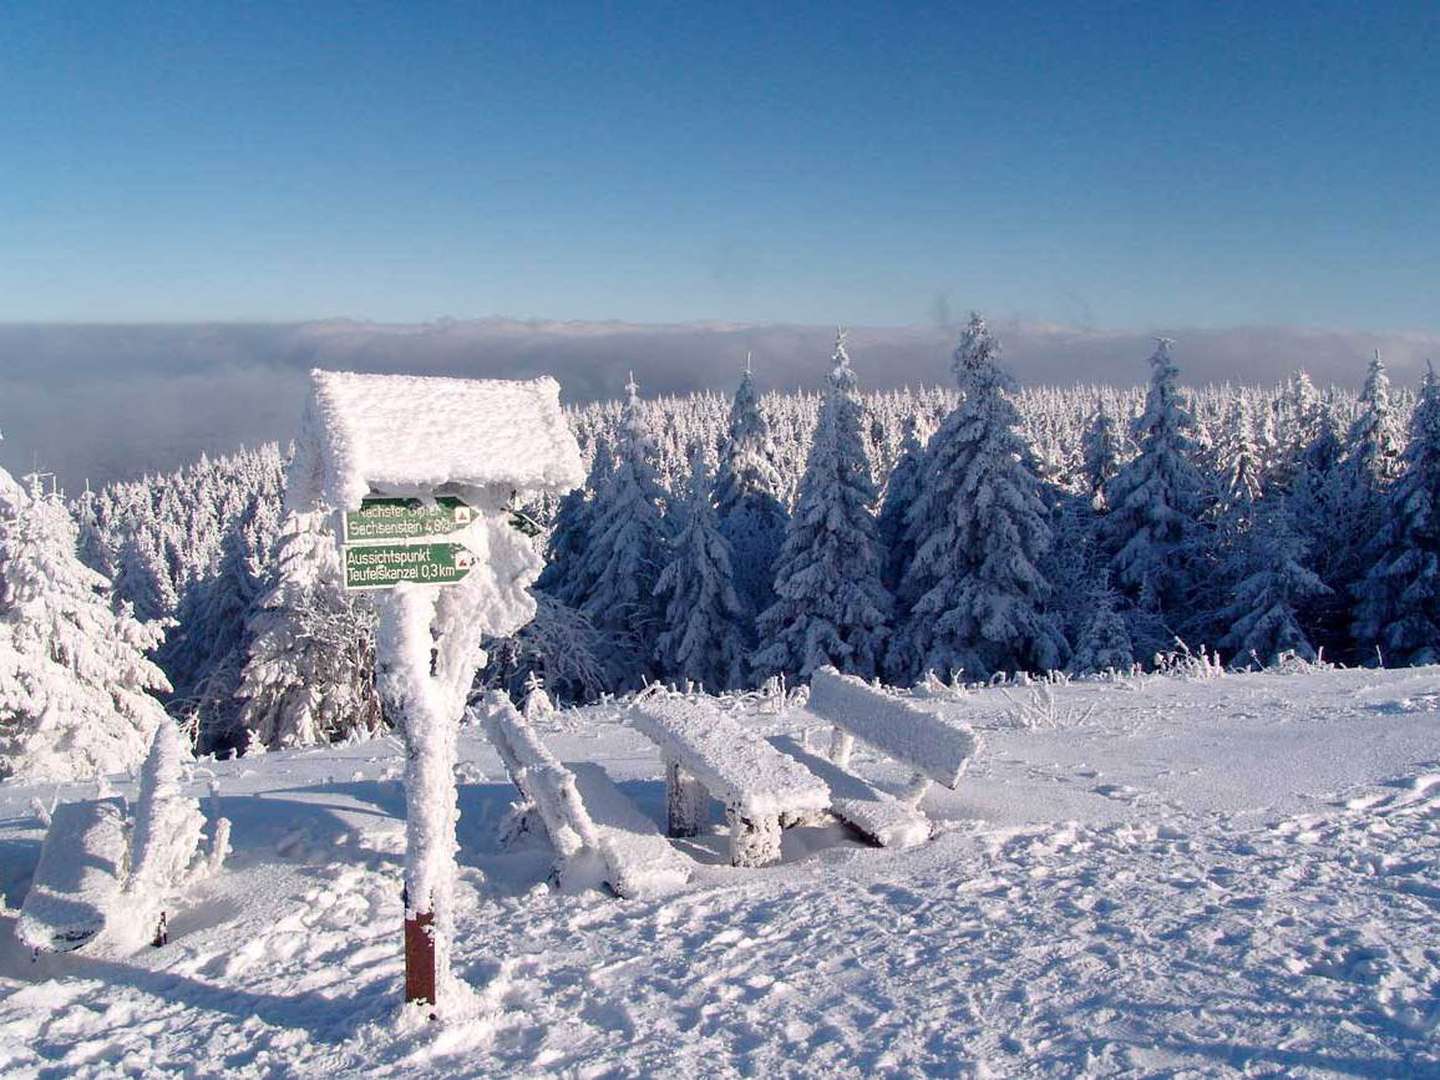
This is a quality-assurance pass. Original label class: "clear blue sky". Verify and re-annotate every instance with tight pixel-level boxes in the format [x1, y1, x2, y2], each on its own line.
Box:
[2, 2, 1436, 330]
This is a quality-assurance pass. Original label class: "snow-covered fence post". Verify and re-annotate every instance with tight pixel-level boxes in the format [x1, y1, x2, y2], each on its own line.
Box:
[286, 369, 583, 1017]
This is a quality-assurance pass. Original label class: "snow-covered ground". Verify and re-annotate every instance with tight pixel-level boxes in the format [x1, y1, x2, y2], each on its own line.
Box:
[2, 665, 1438, 1077]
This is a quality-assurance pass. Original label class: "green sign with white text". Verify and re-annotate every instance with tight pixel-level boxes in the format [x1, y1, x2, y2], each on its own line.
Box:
[343, 541, 476, 591]
[343, 496, 476, 544]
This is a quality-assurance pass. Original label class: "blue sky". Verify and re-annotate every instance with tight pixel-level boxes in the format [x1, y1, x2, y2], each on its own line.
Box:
[2, 2, 1436, 330]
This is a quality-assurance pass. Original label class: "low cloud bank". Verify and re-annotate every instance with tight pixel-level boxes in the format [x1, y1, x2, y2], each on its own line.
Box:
[3, 318, 1437, 491]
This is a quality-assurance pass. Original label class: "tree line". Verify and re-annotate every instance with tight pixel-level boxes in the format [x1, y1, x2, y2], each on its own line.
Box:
[3, 315, 1436, 777]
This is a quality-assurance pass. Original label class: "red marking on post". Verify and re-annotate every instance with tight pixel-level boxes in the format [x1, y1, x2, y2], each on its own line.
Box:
[404, 910, 437, 1009]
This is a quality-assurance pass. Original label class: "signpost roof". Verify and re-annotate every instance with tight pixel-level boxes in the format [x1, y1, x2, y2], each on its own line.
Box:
[288, 369, 585, 512]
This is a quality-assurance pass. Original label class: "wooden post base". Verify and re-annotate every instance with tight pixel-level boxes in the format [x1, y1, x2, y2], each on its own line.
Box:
[404, 910, 437, 1009]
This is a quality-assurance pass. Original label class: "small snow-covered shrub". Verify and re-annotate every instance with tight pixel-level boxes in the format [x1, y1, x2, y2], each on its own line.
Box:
[998, 685, 1097, 730]
[1152, 640, 1224, 681]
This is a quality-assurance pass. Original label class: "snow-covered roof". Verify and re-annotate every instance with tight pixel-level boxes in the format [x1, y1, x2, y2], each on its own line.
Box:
[288, 369, 585, 512]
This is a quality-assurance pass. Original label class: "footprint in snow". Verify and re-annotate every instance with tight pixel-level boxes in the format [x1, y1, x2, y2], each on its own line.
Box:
[1092, 784, 1143, 803]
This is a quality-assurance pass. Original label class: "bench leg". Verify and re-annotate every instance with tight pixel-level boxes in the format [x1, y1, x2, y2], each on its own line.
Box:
[828, 728, 855, 769]
[727, 809, 782, 867]
[665, 755, 706, 838]
[900, 772, 932, 810]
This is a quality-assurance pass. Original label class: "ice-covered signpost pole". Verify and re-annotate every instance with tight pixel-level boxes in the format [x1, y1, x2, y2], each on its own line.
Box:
[287, 369, 582, 1016]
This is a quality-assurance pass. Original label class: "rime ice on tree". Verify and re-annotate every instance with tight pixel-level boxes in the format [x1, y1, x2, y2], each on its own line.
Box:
[574, 374, 672, 689]
[755, 330, 891, 680]
[891, 313, 1067, 682]
[288, 369, 582, 1014]
[1099, 338, 1206, 639]
[0, 469, 172, 782]
[714, 356, 788, 623]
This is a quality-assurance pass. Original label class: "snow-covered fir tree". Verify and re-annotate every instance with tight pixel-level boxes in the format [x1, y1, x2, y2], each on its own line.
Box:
[520, 671, 554, 720]
[653, 447, 750, 692]
[535, 439, 612, 609]
[713, 357, 789, 622]
[160, 494, 278, 753]
[1346, 350, 1405, 492]
[1272, 370, 1321, 492]
[1067, 572, 1135, 675]
[1217, 500, 1330, 667]
[113, 525, 179, 624]
[1081, 401, 1128, 507]
[1099, 339, 1207, 649]
[1216, 395, 1264, 514]
[575, 374, 672, 688]
[889, 313, 1067, 682]
[877, 416, 926, 591]
[1351, 365, 1440, 665]
[235, 511, 382, 749]
[0, 469, 172, 781]
[754, 331, 891, 680]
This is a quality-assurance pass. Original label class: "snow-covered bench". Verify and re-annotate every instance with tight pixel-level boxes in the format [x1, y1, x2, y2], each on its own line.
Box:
[480, 694, 690, 898]
[769, 735, 930, 849]
[629, 697, 831, 867]
[805, 667, 979, 833]
[15, 798, 129, 954]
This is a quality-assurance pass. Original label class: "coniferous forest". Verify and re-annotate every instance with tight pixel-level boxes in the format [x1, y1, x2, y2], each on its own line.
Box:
[4, 316, 1436, 768]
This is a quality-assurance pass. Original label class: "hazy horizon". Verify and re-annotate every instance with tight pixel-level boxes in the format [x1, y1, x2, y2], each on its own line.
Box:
[5, 315, 1438, 493]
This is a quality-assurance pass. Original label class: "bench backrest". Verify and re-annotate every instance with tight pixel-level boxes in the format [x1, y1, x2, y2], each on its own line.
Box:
[630, 697, 830, 820]
[480, 694, 598, 857]
[808, 667, 978, 789]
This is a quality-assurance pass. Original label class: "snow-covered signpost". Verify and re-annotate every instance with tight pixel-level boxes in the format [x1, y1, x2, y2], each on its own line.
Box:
[288, 370, 582, 1016]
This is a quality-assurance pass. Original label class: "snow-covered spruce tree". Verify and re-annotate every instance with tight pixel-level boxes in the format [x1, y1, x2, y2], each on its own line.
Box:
[0, 470, 172, 782]
[1325, 351, 1407, 618]
[878, 417, 926, 592]
[714, 358, 789, 622]
[577, 374, 672, 689]
[112, 521, 179, 624]
[1217, 500, 1330, 667]
[1216, 394, 1264, 515]
[1271, 370, 1321, 493]
[754, 331, 891, 681]
[1099, 338, 1207, 651]
[478, 591, 609, 704]
[520, 671, 554, 720]
[653, 447, 750, 692]
[1081, 401, 1128, 507]
[889, 313, 1067, 682]
[535, 439, 612, 609]
[159, 494, 278, 754]
[235, 511, 382, 749]
[1067, 572, 1135, 675]
[1346, 350, 1405, 493]
[1351, 364, 1440, 666]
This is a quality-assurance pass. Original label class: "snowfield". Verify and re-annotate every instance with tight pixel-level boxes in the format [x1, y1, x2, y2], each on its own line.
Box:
[2, 665, 1439, 1078]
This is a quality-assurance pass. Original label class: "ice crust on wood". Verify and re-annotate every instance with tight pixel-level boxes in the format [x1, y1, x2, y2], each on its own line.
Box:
[482, 693, 689, 898]
[808, 666, 979, 789]
[770, 734, 930, 848]
[568, 762, 691, 899]
[288, 370, 584, 513]
[629, 697, 830, 821]
[16, 798, 128, 953]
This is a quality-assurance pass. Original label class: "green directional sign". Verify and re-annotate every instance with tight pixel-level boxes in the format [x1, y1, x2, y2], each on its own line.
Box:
[343, 496, 476, 544]
[343, 541, 476, 591]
